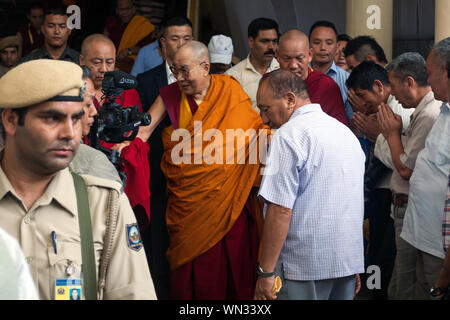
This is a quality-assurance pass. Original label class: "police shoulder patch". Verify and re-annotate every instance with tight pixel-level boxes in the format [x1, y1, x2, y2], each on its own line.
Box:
[126, 223, 142, 252]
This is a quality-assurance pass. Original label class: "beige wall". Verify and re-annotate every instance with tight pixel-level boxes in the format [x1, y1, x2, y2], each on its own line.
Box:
[346, 0, 393, 60]
[435, 0, 450, 43]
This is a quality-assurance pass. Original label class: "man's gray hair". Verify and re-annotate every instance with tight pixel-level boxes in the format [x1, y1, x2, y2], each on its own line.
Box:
[80, 65, 92, 79]
[386, 52, 428, 87]
[260, 69, 309, 99]
[433, 37, 450, 78]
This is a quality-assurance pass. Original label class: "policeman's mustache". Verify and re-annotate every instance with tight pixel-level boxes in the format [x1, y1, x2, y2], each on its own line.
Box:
[264, 49, 275, 55]
[50, 140, 77, 151]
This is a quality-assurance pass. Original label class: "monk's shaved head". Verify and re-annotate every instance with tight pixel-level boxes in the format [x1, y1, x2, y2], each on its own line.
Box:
[172, 40, 211, 97]
[176, 40, 210, 63]
[276, 29, 312, 80]
[81, 34, 115, 56]
[79, 34, 116, 89]
[279, 29, 309, 49]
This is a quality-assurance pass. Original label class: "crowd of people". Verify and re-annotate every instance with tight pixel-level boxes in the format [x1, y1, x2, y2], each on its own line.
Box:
[0, 0, 449, 301]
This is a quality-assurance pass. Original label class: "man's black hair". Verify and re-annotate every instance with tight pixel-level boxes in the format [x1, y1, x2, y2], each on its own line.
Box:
[248, 17, 279, 39]
[308, 20, 338, 39]
[337, 34, 352, 42]
[343, 35, 387, 64]
[14, 108, 28, 126]
[28, 1, 44, 13]
[44, 7, 69, 19]
[346, 60, 390, 91]
[160, 16, 193, 37]
[0, 106, 28, 140]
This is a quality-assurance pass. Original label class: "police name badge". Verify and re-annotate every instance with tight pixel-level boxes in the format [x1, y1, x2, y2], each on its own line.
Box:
[55, 278, 82, 300]
[126, 223, 142, 251]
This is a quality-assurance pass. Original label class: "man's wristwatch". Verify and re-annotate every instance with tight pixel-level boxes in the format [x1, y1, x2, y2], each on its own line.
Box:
[257, 265, 274, 278]
[127, 48, 133, 56]
[430, 286, 448, 298]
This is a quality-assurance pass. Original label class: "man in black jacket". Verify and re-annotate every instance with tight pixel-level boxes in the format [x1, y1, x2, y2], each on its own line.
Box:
[136, 16, 193, 300]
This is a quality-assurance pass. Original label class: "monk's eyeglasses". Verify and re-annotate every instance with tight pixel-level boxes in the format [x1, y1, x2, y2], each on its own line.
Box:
[170, 62, 206, 78]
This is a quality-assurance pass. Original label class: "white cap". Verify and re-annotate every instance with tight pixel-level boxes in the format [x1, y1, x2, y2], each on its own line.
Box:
[208, 35, 233, 65]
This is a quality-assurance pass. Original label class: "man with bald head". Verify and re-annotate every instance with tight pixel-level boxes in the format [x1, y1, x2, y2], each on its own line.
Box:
[80, 34, 117, 101]
[138, 40, 268, 300]
[135, 16, 193, 300]
[276, 29, 348, 126]
[80, 33, 151, 231]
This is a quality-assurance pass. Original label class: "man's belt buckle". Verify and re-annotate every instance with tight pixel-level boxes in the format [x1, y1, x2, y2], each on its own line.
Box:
[392, 193, 408, 207]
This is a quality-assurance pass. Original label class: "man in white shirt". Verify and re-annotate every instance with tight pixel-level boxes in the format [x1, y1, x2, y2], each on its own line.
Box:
[0, 226, 39, 300]
[378, 52, 442, 299]
[346, 61, 414, 299]
[401, 37, 450, 299]
[226, 17, 279, 112]
[254, 69, 365, 300]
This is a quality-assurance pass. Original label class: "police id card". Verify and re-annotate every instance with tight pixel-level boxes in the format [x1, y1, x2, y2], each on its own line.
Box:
[55, 278, 82, 300]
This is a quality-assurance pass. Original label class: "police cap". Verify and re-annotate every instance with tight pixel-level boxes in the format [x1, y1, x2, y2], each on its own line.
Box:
[0, 59, 85, 109]
[0, 36, 19, 52]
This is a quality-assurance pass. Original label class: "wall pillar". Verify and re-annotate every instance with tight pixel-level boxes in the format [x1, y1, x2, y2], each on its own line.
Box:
[435, 0, 450, 43]
[346, 0, 393, 61]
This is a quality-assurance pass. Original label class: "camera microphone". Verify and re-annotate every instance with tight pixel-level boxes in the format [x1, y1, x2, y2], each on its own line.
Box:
[104, 71, 137, 90]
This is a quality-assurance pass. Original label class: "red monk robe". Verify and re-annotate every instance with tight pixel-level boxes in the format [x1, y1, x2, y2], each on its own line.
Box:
[305, 67, 349, 126]
[93, 88, 151, 229]
[159, 74, 268, 300]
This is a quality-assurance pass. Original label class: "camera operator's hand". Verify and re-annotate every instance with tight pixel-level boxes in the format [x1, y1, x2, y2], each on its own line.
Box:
[111, 141, 131, 152]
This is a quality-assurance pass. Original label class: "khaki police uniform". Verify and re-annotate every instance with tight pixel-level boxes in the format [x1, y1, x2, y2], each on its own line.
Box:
[0, 167, 156, 299]
[70, 144, 122, 185]
[0, 60, 156, 300]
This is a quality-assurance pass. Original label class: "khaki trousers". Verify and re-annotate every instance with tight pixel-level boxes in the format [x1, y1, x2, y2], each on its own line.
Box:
[388, 205, 417, 299]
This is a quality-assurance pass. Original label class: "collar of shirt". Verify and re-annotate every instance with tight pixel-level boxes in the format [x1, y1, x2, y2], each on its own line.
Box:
[165, 60, 177, 85]
[308, 61, 337, 75]
[35, 45, 78, 61]
[387, 94, 397, 106]
[0, 166, 78, 215]
[147, 40, 159, 50]
[289, 103, 322, 120]
[325, 61, 350, 81]
[327, 60, 338, 74]
[245, 54, 279, 76]
[409, 90, 436, 121]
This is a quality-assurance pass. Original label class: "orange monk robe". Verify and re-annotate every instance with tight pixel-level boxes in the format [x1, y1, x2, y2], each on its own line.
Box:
[160, 74, 269, 271]
[116, 15, 154, 73]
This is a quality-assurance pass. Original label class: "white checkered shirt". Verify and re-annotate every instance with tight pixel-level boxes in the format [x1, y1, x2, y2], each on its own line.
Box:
[258, 104, 366, 281]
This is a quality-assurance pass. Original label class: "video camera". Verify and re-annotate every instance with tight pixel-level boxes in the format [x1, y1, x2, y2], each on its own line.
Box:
[89, 71, 151, 183]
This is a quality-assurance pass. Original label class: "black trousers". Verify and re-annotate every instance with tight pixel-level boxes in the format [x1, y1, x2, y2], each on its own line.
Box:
[366, 188, 396, 300]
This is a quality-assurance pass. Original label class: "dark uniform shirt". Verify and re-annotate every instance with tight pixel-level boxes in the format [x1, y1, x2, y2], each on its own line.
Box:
[19, 45, 80, 65]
